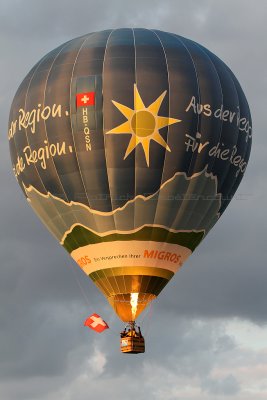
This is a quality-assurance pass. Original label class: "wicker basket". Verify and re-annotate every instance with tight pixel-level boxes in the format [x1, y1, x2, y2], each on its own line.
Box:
[120, 336, 145, 354]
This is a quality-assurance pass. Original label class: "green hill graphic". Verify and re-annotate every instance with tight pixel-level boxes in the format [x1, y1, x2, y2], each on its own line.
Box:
[63, 225, 205, 253]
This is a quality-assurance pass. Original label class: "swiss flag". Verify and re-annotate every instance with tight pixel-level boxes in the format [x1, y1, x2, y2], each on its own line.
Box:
[76, 92, 95, 107]
[84, 313, 109, 333]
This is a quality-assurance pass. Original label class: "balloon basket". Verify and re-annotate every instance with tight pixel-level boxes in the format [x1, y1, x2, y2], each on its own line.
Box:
[120, 321, 145, 354]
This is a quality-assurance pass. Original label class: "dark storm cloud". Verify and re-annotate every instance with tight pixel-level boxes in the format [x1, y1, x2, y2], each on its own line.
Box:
[156, 190, 266, 323]
[0, 0, 266, 399]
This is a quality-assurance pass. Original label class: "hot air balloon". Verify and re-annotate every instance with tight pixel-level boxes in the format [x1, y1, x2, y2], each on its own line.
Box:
[8, 29, 252, 354]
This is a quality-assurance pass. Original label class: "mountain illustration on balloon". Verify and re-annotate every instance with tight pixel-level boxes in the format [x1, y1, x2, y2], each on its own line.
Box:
[24, 167, 221, 254]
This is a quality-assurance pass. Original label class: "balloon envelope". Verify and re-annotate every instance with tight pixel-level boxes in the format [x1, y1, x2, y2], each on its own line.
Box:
[8, 29, 252, 322]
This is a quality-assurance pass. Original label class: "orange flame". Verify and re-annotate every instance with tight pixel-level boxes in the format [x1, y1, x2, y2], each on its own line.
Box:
[130, 293, 139, 320]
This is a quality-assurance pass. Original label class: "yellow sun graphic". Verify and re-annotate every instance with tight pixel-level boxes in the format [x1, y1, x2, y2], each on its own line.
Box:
[106, 84, 181, 166]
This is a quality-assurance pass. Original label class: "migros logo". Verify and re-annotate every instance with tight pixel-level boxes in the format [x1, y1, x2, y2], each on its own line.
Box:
[77, 255, 91, 268]
[144, 249, 181, 264]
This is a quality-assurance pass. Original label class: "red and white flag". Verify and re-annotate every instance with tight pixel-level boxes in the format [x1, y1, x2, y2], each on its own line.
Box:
[76, 92, 95, 107]
[84, 313, 109, 333]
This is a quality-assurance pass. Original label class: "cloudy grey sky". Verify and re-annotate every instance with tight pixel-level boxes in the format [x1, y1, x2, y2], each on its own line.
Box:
[0, 1, 266, 399]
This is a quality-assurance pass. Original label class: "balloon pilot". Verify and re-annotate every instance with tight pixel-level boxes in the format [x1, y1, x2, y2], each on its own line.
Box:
[120, 321, 143, 338]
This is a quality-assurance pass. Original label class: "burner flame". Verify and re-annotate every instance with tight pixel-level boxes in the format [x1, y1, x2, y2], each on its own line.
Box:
[130, 293, 139, 320]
